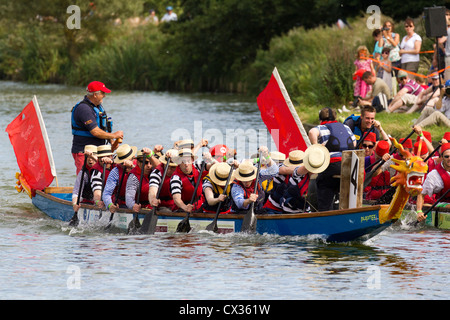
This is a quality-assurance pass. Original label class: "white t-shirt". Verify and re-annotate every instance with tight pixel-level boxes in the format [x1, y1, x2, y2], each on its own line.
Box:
[445, 27, 450, 57]
[400, 33, 422, 63]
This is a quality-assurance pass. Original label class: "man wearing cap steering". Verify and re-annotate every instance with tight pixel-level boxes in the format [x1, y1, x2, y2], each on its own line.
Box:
[71, 81, 124, 174]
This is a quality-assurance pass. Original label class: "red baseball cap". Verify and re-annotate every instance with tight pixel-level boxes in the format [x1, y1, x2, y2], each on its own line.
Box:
[210, 144, 229, 157]
[87, 81, 111, 93]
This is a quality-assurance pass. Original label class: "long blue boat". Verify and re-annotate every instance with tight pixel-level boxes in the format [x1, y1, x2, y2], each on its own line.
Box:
[32, 187, 394, 242]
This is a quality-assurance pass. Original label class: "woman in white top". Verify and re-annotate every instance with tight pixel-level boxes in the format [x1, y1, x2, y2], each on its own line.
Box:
[400, 18, 422, 80]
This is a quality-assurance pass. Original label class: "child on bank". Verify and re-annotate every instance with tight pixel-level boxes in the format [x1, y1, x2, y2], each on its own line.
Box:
[354, 46, 376, 99]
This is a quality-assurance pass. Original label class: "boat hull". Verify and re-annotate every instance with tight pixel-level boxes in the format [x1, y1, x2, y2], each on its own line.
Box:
[424, 204, 450, 230]
[32, 189, 393, 242]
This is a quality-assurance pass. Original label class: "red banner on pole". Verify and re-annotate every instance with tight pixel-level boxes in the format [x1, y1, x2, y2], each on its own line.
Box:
[6, 97, 55, 192]
[257, 67, 310, 155]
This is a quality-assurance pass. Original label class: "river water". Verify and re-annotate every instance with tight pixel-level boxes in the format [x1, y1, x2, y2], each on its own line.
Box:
[0, 81, 448, 301]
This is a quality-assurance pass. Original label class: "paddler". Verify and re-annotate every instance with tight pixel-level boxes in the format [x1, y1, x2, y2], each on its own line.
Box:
[343, 105, 389, 143]
[91, 145, 115, 208]
[102, 144, 137, 213]
[263, 150, 310, 214]
[72, 145, 98, 212]
[148, 149, 179, 212]
[71, 81, 123, 174]
[416, 143, 450, 222]
[201, 161, 237, 214]
[170, 148, 213, 213]
[230, 146, 279, 214]
[126, 148, 154, 212]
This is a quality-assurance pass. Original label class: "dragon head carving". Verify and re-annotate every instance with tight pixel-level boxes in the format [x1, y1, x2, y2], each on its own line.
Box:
[389, 137, 428, 196]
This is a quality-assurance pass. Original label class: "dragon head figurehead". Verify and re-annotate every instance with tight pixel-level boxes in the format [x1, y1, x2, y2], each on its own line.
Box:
[389, 137, 428, 196]
[379, 137, 428, 224]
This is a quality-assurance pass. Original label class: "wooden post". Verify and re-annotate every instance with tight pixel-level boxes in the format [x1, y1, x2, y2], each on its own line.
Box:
[339, 149, 365, 210]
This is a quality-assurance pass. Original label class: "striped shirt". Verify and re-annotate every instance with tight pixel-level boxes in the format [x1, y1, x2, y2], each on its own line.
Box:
[170, 162, 203, 196]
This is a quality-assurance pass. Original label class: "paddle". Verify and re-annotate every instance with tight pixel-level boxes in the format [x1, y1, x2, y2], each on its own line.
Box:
[363, 129, 416, 189]
[128, 153, 146, 234]
[139, 157, 172, 234]
[355, 123, 375, 149]
[176, 161, 207, 233]
[423, 144, 441, 163]
[205, 165, 234, 233]
[414, 188, 450, 226]
[69, 155, 88, 227]
[240, 151, 262, 233]
[106, 164, 127, 228]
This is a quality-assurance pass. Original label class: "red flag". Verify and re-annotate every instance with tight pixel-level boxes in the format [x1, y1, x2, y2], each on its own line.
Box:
[6, 96, 56, 192]
[257, 67, 310, 155]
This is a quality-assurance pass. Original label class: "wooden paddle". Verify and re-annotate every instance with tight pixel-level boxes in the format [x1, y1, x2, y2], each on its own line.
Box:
[355, 123, 375, 149]
[139, 157, 172, 235]
[176, 161, 207, 233]
[240, 151, 262, 233]
[127, 153, 146, 234]
[69, 155, 88, 227]
[414, 188, 450, 226]
[363, 129, 416, 189]
[205, 165, 234, 233]
[423, 144, 441, 163]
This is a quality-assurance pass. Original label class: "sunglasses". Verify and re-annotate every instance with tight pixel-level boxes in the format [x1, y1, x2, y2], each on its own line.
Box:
[382, 52, 389, 54]
[405, 25, 413, 28]
[138, 159, 150, 165]
[444, 155, 450, 159]
[363, 144, 374, 149]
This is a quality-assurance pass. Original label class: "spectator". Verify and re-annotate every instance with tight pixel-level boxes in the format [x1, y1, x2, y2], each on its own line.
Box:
[344, 105, 390, 143]
[381, 20, 401, 76]
[372, 29, 383, 61]
[144, 9, 159, 25]
[358, 71, 391, 112]
[399, 18, 422, 80]
[414, 80, 450, 128]
[406, 74, 441, 114]
[353, 46, 376, 99]
[387, 71, 424, 113]
[437, 8, 450, 82]
[161, 6, 177, 22]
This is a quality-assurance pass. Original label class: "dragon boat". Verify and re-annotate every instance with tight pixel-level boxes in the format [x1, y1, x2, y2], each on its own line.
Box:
[6, 94, 430, 242]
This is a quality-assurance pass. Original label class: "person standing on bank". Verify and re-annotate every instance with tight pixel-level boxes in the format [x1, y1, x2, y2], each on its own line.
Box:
[71, 81, 124, 174]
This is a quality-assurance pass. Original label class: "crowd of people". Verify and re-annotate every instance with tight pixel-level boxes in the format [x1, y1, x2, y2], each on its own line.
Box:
[71, 63, 450, 221]
[352, 11, 450, 129]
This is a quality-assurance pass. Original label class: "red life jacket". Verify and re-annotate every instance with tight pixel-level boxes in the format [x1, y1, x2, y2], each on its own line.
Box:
[364, 155, 391, 200]
[91, 162, 114, 182]
[129, 164, 151, 208]
[435, 163, 450, 202]
[172, 166, 203, 211]
[154, 163, 174, 208]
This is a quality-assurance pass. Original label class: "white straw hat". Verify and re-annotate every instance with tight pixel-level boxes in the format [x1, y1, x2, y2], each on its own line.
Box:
[208, 162, 234, 186]
[114, 144, 137, 164]
[234, 161, 257, 182]
[303, 144, 330, 174]
[97, 145, 114, 157]
[283, 150, 305, 166]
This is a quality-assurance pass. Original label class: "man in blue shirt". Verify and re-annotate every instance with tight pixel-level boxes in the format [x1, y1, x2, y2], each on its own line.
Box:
[71, 81, 123, 174]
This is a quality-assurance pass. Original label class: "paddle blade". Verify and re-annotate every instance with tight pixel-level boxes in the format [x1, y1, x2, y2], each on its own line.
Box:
[240, 210, 257, 233]
[139, 209, 158, 235]
[205, 220, 218, 233]
[127, 215, 142, 234]
[176, 216, 191, 233]
[68, 211, 79, 227]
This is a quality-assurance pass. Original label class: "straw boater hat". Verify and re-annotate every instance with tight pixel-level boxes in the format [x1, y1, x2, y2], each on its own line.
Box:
[234, 161, 257, 182]
[173, 148, 198, 164]
[284, 150, 305, 167]
[269, 151, 286, 163]
[159, 149, 178, 167]
[175, 139, 194, 150]
[208, 162, 234, 186]
[303, 144, 330, 174]
[114, 144, 137, 164]
[84, 145, 97, 154]
[97, 145, 114, 157]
